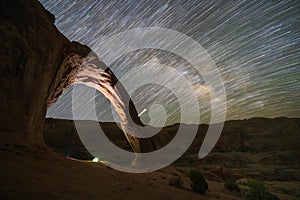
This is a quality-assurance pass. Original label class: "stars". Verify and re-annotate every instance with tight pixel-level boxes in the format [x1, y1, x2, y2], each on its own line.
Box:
[44, 0, 300, 124]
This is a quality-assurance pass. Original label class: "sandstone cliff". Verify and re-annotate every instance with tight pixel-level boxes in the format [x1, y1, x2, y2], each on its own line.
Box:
[0, 0, 91, 146]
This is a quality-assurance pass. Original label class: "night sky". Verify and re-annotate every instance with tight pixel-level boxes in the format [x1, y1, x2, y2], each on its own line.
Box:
[42, 0, 300, 125]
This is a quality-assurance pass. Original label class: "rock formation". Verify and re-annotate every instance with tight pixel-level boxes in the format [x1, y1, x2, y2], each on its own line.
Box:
[74, 55, 159, 153]
[0, 0, 90, 146]
[0, 0, 156, 154]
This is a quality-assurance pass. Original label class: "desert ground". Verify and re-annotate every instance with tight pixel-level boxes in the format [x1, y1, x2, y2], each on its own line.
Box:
[14, 117, 296, 200]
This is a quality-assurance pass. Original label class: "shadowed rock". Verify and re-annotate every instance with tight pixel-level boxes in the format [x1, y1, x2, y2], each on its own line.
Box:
[0, 0, 89, 145]
[0, 0, 157, 154]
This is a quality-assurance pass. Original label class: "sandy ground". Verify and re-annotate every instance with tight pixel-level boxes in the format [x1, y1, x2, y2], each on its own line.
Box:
[0, 145, 242, 200]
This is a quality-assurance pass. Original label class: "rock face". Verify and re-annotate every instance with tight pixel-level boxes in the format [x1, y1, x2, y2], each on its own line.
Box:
[0, 0, 157, 154]
[0, 0, 90, 146]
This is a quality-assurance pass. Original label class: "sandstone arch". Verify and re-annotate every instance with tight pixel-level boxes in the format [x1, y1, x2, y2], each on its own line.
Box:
[0, 0, 156, 153]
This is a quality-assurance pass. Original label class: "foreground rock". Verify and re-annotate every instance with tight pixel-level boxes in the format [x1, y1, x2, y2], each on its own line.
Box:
[0, 0, 90, 146]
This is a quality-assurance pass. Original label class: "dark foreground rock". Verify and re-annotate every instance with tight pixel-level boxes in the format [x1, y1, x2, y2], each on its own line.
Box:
[0, 0, 90, 146]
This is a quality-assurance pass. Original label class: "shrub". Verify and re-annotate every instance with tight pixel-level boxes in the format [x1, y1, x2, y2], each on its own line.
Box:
[224, 180, 240, 192]
[244, 179, 279, 200]
[190, 170, 208, 194]
[264, 193, 279, 200]
[169, 176, 183, 188]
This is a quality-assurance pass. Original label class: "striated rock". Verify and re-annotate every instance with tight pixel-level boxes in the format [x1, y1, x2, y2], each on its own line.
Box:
[0, 0, 90, 146]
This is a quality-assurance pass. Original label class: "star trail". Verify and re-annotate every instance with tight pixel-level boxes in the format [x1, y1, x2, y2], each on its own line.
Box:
[42, 0, 300, 125]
